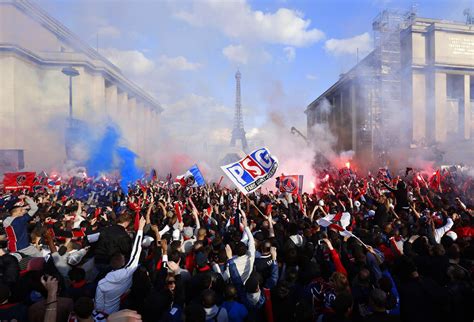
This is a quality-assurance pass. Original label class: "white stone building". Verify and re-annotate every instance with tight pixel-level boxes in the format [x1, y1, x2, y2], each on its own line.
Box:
[0, 0, 162, 171]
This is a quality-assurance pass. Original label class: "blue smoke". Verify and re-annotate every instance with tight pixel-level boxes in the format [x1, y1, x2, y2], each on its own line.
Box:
[82, 123, 143, 193]
[117, 147, 144, 193]
[86, 126, 120, 176]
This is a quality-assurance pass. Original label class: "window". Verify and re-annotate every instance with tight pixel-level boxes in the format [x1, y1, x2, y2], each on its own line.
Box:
[446, 74, 464, 100]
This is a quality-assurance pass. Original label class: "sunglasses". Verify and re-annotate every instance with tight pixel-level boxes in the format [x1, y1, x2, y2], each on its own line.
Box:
[167, 280, 176, 285]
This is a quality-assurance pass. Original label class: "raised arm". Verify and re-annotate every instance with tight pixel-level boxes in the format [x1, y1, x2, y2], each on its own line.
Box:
[241, 212, 255, 259]
[124, 217, 145, 274]
[25, 196, 38, 216]
[323, 238, 347, 276]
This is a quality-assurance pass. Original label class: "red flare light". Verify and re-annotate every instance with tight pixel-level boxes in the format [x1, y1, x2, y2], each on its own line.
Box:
[345, 162, 351, 169]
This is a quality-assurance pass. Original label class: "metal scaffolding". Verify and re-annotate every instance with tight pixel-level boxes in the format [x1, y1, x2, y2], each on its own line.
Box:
[371, 9, 416, 159]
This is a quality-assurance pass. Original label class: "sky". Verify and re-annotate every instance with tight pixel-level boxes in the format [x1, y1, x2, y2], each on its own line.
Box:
[37, 0, 473, 151]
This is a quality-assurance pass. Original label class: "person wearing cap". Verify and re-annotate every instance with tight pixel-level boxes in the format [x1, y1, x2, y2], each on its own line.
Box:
[3, 195, 41, 257]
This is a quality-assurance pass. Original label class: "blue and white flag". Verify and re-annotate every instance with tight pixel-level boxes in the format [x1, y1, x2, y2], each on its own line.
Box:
[175, 164, 205, 187]
[221, 147, 279, 194]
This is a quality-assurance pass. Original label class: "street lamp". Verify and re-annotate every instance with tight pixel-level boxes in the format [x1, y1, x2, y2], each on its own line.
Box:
[62, 66, 79, 126]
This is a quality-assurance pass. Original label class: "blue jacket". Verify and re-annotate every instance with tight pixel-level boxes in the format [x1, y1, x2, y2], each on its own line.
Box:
[4, 214, 32, 252]
[222, 300, 248, 322]
[227, 259, 278, 310]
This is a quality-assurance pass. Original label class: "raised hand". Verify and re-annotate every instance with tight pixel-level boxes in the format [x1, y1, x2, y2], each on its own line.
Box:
[161, 239, 168, 254]
[138, 216, 146, 230]
[225, 244, 233, 259]
[41, 275, 58, 296]
[270, 246, 277, 261]
[167, 261, 180, 273]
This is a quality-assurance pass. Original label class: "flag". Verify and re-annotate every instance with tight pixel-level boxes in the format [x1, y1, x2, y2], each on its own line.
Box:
[429, 169, 442, 192]
[265, 204, 273, 216]
[278, 175, 303, 195]
[296, 193, 304, 212]
[34, 171, 48, 186]
[317, 212, 351, 236]
[176, 165, 205, 187]
[221, 147, 279, 195]
[378, 168, 391, 181]
[47, 175, 62, 188]
[150, 168, 157, 181]
[317, 216, 369, 247]
[3, 172, 36, 190]
[174, 202, 184, 223]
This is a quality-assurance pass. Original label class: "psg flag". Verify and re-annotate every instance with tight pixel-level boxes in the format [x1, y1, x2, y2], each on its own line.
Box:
[277, 175, 303, 195]
[3, 172, 36, 190]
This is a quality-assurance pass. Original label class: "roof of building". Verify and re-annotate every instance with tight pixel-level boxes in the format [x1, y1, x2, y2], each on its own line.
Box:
[0, 0, 162, 112]
[305, 51, 375, 113]
[305, 14, 474, 114]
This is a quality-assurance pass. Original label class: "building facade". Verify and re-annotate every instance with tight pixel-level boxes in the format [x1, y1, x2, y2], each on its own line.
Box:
[306, 11, 474, 164]
[0, 0, 162, 171]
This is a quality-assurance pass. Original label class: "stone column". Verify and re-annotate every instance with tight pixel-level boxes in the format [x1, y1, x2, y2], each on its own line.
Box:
[339, 91, 344, 150]
[434, 72, 447, 142]
[464, 75, 471, 139]
[128, 97, 137, 153]
[350, 84, 357, 152]
[72, 67, 85, 121]
[117, 90, 128, 134]
[105, 84, 118, 122]
[412, 73, 426, 143]
[135, 101, 144, 161]
[91, 75, 105, 120]
[0, 56, 16, 149]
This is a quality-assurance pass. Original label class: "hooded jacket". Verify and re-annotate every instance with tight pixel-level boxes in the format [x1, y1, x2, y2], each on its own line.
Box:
[95, 229, 143, 314]
[204, 305, 228, 322]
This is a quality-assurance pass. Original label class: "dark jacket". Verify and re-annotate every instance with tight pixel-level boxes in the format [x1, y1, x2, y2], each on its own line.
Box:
[398, 276, 449, 322]
[0, 302, 28, 322]
[94, 224, 132, 264]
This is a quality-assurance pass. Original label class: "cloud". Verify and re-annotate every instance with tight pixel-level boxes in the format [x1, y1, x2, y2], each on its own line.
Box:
[246, 127, 260, 139]
[283, 46, 296, 62]
[175, 0, 324, 47]
[222, 44, 249, 65]
[101, 48, 155, 76]
[306, 74, 317, 80]
[158, 55, 202, 71]
[159, 93, 234, 145]
[324, 32, 372, 56]
[97, 25, 121, 38]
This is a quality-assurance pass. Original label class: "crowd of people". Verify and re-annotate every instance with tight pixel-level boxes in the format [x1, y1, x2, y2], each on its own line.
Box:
[0, 165, 473, 322]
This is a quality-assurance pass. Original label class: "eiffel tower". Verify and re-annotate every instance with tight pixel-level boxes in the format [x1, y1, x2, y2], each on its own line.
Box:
[230, 70, 248, 151]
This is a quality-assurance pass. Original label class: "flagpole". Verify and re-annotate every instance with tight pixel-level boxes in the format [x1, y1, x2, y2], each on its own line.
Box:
[217, 176, 224, 188]
[242, 193, 267, 218]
